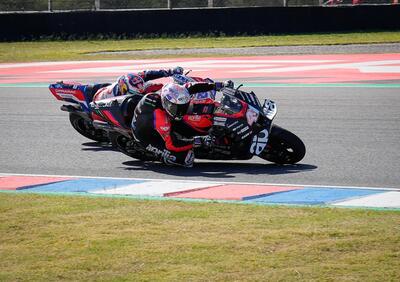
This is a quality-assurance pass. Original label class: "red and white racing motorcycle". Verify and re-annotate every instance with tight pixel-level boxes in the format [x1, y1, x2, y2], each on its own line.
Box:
[49, 82, 112, 142]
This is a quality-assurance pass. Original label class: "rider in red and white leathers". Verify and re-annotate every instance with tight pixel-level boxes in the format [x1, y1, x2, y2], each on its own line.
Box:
[92, 67, 184, 101]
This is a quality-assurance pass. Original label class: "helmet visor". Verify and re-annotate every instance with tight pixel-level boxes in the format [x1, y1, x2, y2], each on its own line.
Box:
[165, 102, 189, 119]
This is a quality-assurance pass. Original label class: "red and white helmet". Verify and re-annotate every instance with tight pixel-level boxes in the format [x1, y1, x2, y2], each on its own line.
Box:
[117, 73, 145, 95]
[160, 83, 191, 120]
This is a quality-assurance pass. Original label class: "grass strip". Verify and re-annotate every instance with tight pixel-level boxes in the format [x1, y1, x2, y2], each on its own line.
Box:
[1, 193, 399, 281]
[1, 31, 400, 63]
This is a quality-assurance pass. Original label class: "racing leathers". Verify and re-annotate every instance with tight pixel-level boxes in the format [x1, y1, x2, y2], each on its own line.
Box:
[92, 68, 182, 101]
[131, 82, 227, 167]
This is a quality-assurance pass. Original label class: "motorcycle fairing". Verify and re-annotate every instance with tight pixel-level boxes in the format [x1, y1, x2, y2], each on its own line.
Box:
[178, 94, 216, 135]
[250, 129, 269, 155]
[91, 94, 141, 130]
[221, 88, 262, 111]
[262, 99, 277, 121]
[182, 114, 213, 134]
[101, 110, 124, 128]
[49, 82, 92, 113]
[214, 94, 248, 119]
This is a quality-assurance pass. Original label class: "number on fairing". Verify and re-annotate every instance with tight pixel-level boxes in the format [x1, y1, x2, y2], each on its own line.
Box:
[250, 129, 269, 155]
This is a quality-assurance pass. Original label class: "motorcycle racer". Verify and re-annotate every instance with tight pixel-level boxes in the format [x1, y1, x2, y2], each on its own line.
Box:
[131, 81, 234, 167]
[92, 66, 184, 101]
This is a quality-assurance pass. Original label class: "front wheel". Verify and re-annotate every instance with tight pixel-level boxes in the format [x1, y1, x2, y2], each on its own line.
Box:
[260, 125, 306, 164]
[69, 112, 109, 142]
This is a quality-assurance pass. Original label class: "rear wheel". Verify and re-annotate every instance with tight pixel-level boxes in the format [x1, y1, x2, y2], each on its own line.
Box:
[260, 125, 305, 164]
[69, 113, 109, 142]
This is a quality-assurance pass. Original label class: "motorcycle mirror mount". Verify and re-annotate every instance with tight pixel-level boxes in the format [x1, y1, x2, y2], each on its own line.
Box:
[184, 70, 192, 75]
[236, 84, 244, 91]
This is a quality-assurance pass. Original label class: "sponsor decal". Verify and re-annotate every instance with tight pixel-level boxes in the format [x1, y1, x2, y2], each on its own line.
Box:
[184, 150, 195, 166]
[214, 116, 227, 122]
[58, 93, 86, 106]
[241, 132, 251, 139]
[238, 126, 250, 135]
[227, 120, 239, 128]
[246, 106, 259, 126]
[263, 100, 277, 120]
[213, 116, 227, 126]
[250, 129, 269, 155]
[55, 89, 78, 95]
[146, 144, 177, 161]
[214, 121, 226, 127]
[233, 124, 244, 131]
[188, 115, 201, 121]
[202, 106, 209, 113]
[160, 126, 170, 132]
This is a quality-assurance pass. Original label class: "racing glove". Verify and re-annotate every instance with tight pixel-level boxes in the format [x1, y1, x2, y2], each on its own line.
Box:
[168, 66, 184, 76]
[193, 135, 215, 148]
[215, 80, 234, 91]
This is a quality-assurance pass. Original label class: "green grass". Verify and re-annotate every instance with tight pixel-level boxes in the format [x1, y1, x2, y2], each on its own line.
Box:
[1, 31, 400, 63]
[1, 193, 399, 281]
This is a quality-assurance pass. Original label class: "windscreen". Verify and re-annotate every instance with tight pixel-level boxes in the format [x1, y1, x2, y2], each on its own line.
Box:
[214, 94, 243, 115]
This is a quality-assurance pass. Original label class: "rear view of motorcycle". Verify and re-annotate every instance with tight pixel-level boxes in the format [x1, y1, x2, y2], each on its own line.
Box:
[49, 81, 110, 142]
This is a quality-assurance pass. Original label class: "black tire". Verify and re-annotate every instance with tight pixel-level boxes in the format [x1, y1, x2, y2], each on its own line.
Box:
[69, 112, 109, 142]
[260, 125, 306, 164]
[109, 132, 157, 161]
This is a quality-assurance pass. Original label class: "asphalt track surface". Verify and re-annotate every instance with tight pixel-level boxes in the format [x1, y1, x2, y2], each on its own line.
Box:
[1, 84, 399, 190]
[1, 51, 400, 189]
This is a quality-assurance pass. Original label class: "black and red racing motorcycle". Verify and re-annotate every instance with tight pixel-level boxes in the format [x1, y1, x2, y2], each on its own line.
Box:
[90, 76, 306, 165]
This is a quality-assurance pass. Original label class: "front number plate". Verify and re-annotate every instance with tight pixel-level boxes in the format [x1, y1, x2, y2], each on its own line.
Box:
[263, 100, 277, 121]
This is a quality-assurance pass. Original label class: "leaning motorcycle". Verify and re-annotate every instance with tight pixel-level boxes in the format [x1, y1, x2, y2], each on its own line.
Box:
[48, 73, 204, 143]
[49, 82, 111, 142]
[91, 81, 306, 165]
